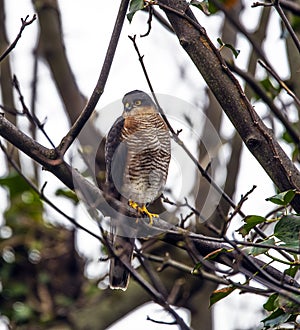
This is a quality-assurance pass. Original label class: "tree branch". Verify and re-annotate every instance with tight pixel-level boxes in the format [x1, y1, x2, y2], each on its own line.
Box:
[57, 0, 130, 155]
[158, 0, 300, 212]
[280, 0, 300, 15]
[0, 14, 36, 62]
[228, 61, 300, 146]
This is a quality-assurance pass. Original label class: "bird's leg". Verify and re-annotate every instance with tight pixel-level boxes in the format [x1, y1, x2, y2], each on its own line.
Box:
[128, 200, 158, 225]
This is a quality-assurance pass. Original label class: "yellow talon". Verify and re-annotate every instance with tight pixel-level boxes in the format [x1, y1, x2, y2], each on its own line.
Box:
[128, 200, 158, 225]
[140, 204, 158, 225]
[128, 200, 139, 210]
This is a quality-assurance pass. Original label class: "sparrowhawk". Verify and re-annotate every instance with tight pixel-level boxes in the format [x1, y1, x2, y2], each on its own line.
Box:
[105, 90, 171, 289]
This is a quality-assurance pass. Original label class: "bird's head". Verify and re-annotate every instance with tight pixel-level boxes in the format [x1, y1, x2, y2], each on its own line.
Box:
[122, 90, 156, 115]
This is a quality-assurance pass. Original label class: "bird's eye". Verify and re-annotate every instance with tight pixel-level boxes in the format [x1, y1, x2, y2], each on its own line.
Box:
[135, 100, 142, 106]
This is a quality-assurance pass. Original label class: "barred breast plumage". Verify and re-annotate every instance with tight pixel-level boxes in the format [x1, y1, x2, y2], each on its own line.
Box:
[121, 112, 170, 204]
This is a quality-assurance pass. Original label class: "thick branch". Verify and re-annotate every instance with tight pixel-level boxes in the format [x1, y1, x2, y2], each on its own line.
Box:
[158, 0, 300, 212]
[0, 114, 74, 188]
[280, 0, 300, 15]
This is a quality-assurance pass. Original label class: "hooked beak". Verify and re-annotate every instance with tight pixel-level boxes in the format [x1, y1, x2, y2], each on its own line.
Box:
[124, 102, 133, 111]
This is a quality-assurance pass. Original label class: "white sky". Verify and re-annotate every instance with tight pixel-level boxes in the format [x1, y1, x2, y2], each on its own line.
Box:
[0, 1, 296, 329]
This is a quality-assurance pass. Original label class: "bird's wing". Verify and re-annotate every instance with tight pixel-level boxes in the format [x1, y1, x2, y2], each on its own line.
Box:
[105, 116, 128, 200]
[105, 116, 134, 290]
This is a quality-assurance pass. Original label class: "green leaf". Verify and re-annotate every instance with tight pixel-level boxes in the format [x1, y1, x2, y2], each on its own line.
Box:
[291, 16, 300, 31]
[263, 294, 279, 312]
[260, 77, 280, 100]
[261, 308, 291, 329]
[282, 130, 294, 144]
[217, 38, 240, 58]
[266, 189, 296, 206]
[190, 0, 210, 15]
[55, 294, 74, 307]
[237, 215, 266, 237]
[0, 172, 31, 197]
[209, 286, 235, 306]
[284, 266, 299, 278]
[127, 0, 145, 22]
[12, 302, 33, 323]
[55, 188, 79, 205]
[192, 261, 202, 275]
[292, 146, 300, 162]
[274, 215, 300, 248]
[250, 238, 276, 256]
[1, 172, 43, 224]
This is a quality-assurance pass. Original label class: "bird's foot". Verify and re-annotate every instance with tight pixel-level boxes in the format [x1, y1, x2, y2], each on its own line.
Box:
[128, 200, 158, 225]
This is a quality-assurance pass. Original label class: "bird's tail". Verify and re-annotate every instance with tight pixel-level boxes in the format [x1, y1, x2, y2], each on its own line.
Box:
[109, 235, 134, 290]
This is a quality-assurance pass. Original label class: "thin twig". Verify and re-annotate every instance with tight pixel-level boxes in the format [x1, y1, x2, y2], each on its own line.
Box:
[143, 252, 272, 297]
[128, 34, 245, 218]
[258, 59, 300, 108]
[0, 14, 36, 62]
[135, 252, 169, 298]
[274, 0, 300, 53]
[252, 2, 274, 7]
[252, 1, 300, 53]
[233, 238, 299, 255]
[0, 105, 23, 116]
[12, 75, 57, 150]
[227, 185, 257, 224]
[228, 61, 300, 146]
[141, 6, 153, 37]
[280, 0, 300, 15]
[147, 316, 177, 326]
[207, 0, 274, 72]
[57, 0, 130, 155]
[220, 231, 300, 301]
[151, 7, 174, 33]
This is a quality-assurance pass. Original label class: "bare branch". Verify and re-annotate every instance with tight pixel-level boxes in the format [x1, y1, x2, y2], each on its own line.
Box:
[141, 5, 154, 37]
[228, 61, 300, 146]
[57, 0, 130, 155]
[0, 14, 36, 62]
[258, 59, 300, 108]
[280, 0, 300, 15]
[12, 75, 56, 149]
[252, 1, 300, 53]
[274, 0, 300, 53]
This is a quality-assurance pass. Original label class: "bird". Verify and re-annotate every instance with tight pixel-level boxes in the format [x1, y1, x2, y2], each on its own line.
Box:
[105, 90, 171, 289]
